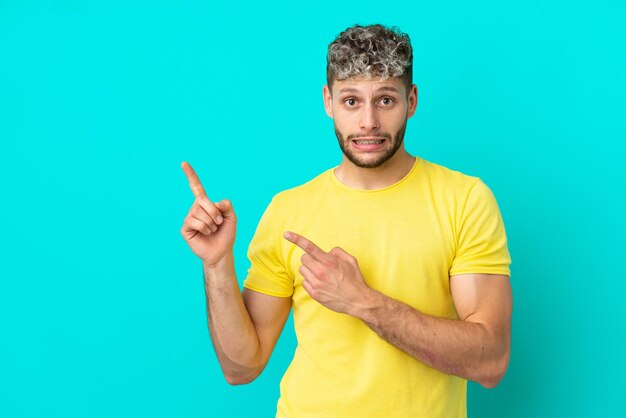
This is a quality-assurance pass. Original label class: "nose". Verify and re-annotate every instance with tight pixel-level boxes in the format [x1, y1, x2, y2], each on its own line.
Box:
[360, 103, 380, 131]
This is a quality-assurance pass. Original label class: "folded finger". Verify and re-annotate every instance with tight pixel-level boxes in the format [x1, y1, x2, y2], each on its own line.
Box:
[186, 216, 212, 236]
[195, 195, 224, 226]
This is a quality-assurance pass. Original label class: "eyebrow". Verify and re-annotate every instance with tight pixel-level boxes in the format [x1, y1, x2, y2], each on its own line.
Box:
[337, 86, 401, 94]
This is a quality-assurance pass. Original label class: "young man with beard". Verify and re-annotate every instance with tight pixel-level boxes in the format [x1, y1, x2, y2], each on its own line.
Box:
[181, 24, 512, 418]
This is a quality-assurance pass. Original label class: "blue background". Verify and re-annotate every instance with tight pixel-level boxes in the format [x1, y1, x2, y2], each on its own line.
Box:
[1, 1, 624, 416]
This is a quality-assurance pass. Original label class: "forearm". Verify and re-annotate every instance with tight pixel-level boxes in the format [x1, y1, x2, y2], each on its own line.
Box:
[350, 289, 509, 388]
[203, 253, 262, 383]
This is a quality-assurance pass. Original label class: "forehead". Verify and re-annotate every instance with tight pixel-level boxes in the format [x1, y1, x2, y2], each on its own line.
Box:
[332, 77, 406, 96]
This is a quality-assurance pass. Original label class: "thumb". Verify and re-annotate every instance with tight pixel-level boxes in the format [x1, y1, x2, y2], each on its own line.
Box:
[215, 199, 235, 217]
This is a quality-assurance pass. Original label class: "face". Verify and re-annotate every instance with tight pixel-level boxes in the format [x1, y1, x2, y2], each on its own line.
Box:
[323, 77, 417, 168]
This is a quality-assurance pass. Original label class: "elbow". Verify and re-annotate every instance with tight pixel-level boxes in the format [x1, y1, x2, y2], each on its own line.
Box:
[223, 362, 264, 385]
[478, 352, 510, 389]
[479, 373, 504, 389]
[220, 346, 266, 385]
[224, 375, 253, 386]
[224, 370, 260, 386]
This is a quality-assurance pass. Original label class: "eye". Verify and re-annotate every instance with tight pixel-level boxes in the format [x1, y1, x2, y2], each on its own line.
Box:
[380, 97, 394, 106]
[344, 98, 357, 107]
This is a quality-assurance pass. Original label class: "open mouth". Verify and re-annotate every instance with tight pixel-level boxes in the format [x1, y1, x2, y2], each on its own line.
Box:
[351, 138, 387, 151]
[353, 139, 385, 145]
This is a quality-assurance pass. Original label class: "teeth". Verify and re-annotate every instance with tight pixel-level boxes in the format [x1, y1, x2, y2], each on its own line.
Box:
[355, 140, 383, 144]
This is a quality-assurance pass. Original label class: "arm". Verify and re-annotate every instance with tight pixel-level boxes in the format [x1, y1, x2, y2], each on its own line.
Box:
[180, 162, 291, 385]
[203, 254, 291, 385]
[283, 231, 512, 388]
[350, 273, 512, 388]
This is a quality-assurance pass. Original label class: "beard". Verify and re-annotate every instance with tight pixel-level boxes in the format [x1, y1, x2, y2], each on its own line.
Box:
[334, 120, 407, 169]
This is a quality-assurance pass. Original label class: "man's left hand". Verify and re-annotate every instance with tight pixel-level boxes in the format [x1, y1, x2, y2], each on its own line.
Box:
[283, 231, 371, 314]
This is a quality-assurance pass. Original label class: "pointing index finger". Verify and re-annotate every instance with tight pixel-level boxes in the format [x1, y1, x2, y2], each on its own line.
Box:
[284, 231, 327, 262]
[181, 161, 207, 197]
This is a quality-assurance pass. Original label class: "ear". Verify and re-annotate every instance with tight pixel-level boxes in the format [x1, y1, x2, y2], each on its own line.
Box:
[322, 85, 334, 118]
[407, 84, 418, 119]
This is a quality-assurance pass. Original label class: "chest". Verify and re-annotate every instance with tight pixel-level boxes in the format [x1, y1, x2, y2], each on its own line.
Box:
[285, 191, 458, 314]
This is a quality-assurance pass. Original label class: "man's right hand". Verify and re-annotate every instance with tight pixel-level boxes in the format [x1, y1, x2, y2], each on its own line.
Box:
[180, 161, 237, 266]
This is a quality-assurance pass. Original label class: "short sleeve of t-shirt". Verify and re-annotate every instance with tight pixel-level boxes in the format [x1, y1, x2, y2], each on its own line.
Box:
[449, 179, 512, 276]
[243, 197, 294, 297]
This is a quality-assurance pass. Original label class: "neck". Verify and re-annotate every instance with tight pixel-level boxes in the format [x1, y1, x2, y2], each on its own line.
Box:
[334, 149, 416, 190]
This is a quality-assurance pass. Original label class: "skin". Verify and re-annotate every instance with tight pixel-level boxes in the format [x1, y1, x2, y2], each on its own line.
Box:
[323, 77, 418, 190]
[180, 76, 512, 388]
[180, 162, 290, 384]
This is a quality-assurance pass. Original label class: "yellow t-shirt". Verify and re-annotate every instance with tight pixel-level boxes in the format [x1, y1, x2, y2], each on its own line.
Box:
[243, 157, 511, 418]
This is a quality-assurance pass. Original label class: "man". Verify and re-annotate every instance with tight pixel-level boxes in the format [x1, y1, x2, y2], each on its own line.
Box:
[181, 24, 512, 418]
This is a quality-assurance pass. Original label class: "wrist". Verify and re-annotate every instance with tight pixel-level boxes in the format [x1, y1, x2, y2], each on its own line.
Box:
[347, 286, 384, 322]
[202, 252, 234, 273]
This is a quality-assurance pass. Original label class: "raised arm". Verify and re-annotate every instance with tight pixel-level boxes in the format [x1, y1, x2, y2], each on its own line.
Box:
[180, 162, 291, 384]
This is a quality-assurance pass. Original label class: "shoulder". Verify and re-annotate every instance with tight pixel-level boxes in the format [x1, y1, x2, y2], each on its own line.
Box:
[418, 157, 482, 195]
[270, 168, 333, 206]
[258, 168, 333, 219]
[415, 158, 504, 217]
